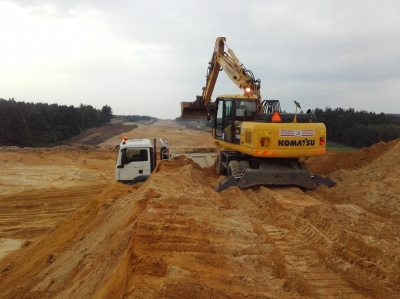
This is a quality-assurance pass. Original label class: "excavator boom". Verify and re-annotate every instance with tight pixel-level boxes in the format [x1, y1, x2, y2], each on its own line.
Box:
[181, 37, 261, 119]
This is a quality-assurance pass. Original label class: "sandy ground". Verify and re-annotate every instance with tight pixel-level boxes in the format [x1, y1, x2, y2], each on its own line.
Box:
[0, 120, 400, 298]
[100, 120, 215, 149]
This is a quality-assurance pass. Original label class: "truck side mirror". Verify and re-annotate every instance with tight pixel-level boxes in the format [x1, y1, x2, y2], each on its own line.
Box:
[117, 149, 127, 168]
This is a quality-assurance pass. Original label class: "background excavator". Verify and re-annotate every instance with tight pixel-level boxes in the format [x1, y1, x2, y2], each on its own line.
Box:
[181, 37, 335, 191]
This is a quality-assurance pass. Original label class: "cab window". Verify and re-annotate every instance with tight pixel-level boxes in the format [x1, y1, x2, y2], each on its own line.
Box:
[125, 148, 148, 163]
[235, 100, 256, 118]
[224, 100, 232, 118]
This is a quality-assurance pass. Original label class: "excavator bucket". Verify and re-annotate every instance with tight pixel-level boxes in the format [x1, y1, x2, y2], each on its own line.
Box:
[180, 102, 208, 119]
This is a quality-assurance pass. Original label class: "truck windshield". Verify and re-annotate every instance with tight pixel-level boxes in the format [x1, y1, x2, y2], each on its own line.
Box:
[125, 148, 148, 163]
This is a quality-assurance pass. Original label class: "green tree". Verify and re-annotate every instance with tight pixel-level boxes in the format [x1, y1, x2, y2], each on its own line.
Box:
[0, 99, 115, 147]
[101, 105, 113, 123]
[26, 111, 53, 146]
[0, 103, 29, 147]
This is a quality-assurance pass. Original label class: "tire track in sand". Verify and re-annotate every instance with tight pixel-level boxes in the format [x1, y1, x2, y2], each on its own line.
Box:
[229, 186, 399, 299]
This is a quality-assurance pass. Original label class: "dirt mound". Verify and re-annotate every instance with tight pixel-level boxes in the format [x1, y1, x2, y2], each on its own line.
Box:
[1, 147, 400, 298]
[0, 163, 222, 299]
[307, 139, 400, 175]
[1, 136, 400, 298]
[310, 139, 400, 219]
[62, 122, 137, 145]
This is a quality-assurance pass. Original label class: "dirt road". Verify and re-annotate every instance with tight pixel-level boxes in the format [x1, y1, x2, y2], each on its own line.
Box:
[0, 120, 399, 298]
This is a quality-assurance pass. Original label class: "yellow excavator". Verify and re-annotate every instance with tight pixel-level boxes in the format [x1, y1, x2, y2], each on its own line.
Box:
[181, 37, 335, 191]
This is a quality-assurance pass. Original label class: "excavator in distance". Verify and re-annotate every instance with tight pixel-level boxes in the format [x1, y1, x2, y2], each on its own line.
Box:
[181, 37, 335, 191]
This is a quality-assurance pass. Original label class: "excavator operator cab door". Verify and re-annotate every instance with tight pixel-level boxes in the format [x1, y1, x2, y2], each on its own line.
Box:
[213, 98, 234, 143]
[213, 97, 258, 142]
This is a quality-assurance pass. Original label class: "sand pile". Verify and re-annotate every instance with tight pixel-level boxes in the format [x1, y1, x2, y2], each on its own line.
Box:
[1, 137, 400, 298]
[307, 139, 400, 175]
[310, 139, 400, 219]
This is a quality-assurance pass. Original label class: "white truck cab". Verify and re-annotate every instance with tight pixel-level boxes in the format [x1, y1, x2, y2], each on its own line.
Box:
[115, 137, 217, 185]
[115, 138, 156, 184]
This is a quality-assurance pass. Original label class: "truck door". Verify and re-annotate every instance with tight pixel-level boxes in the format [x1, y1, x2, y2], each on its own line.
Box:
[118, 148, 150, 181]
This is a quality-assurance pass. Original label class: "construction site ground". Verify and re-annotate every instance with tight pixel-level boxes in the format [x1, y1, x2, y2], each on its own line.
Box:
[0, 119, 400, 299]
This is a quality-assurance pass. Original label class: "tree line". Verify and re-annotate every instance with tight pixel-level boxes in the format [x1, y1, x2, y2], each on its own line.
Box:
[1, 98, 399, 149]
[0, 98, 113, 147]
[314, 107, 400, 148]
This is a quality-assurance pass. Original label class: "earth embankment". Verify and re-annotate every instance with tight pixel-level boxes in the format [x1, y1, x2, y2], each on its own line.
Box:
[0, 120, 399, 298]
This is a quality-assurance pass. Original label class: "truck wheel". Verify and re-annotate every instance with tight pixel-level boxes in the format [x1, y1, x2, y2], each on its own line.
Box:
[215, 151, 226, 175]
[160, 146, 168, 160]
[227, 160, 241, 177]
[239, 160, 250, 173]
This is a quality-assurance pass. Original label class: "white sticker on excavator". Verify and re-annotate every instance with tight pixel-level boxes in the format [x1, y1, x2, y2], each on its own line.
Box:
[280, 130, 315, 137]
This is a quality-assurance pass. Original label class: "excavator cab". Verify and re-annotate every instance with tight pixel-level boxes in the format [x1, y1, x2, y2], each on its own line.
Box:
[213, 96, 258, 143]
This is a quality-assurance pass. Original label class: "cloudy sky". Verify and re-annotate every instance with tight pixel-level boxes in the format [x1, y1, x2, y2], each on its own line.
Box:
[1, 0, 399, 119]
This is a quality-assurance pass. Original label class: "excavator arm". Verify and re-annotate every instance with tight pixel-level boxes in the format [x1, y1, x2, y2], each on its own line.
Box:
[181, 37, 262, 119]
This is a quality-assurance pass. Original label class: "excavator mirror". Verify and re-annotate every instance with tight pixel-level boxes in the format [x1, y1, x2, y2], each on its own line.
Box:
[117, 149, 127, 168]
[293, 101, 302, 124]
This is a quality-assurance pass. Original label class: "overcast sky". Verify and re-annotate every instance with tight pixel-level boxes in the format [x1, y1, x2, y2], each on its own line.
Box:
[1, 0, 399, 119]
